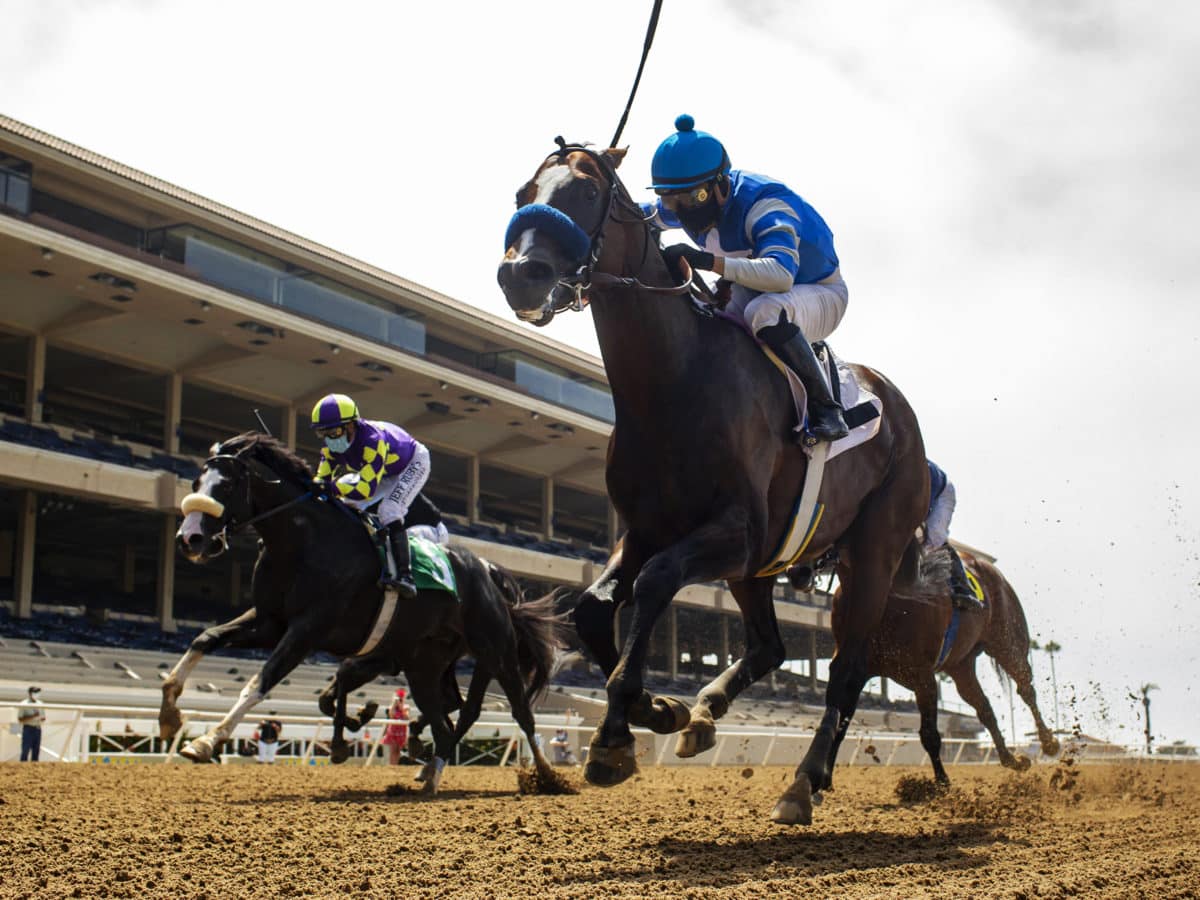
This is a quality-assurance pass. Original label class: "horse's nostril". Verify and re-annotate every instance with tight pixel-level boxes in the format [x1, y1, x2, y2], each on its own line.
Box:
[186, 533, 204, 549]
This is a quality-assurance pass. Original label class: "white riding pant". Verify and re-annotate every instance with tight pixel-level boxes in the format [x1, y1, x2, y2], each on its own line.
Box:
[257, 741, 278, 764]
[728, 269, 849, 340]
[342, 444, 431, 527]
[924, 480, 957, 551]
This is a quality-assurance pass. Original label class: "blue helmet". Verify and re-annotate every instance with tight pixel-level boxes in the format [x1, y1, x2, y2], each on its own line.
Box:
[650, 114, 731, 190]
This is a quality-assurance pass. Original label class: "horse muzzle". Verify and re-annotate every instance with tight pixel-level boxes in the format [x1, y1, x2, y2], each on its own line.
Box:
[497, 244, 566, 327]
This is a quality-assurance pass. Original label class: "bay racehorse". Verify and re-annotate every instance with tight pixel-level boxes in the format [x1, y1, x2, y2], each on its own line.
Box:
[497, 142, 929, 824]
[860, 547, 1060, 784]
[164, 432, 565, 788]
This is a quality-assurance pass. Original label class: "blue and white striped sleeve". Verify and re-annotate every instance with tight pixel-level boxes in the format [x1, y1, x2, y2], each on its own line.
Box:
[745, 198, 802, 278]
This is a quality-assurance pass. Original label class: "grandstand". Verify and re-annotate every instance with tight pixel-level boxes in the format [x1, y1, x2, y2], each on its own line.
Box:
[0, 113, 978, 746]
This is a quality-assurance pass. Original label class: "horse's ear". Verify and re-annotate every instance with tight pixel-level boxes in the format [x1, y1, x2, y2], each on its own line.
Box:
[516, 179, 536, 208]
[604, 147, 628, 169]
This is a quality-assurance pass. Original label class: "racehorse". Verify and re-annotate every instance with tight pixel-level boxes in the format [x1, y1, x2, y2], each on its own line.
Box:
[324, 567, 571, 794]
[164, 432, 566, 789]
[497, 141, 929, 824]
[858, 547, 1060, 784]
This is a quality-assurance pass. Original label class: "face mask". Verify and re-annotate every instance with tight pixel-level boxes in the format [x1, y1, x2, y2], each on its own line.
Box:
[677, 198, 720, 236]
[324, 435, 351, 454]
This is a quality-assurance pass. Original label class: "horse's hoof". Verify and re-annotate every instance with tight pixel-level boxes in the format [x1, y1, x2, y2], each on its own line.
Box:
[358, 701, 379, 728]
[418, 763, 443, 794]
[771, 779, 814, 826]
[629, 694, 691, 735]
[675, 715, 716, 758]
[584, 739, 637, 787]
[413, 768, 427, 782]
[1011, 753, 1033, 771]
[330, 743, 351, 765]
[1043, 738, 1061, 757]
[179, 737, 214, 764]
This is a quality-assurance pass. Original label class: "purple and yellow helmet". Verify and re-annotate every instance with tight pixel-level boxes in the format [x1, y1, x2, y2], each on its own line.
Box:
[310, 393, 359, 430]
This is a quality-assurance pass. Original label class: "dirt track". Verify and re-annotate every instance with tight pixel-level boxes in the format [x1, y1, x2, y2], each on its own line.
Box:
[1, 758, 1197, 898]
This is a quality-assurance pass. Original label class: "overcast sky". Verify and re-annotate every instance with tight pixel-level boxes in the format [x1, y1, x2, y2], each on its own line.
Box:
[5, 0, 1198, 749]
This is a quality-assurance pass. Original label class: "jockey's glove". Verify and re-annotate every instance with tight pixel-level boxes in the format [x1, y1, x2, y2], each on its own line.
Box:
[663, 244, 715, 278]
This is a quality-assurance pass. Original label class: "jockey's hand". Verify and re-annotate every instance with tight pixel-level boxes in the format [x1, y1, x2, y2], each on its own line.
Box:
[662, 244, 715, 279]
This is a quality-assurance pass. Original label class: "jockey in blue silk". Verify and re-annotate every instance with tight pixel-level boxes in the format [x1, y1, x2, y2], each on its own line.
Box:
[644, 114, 850, 442]
[924, 459, 985, 612]
[310, 393, 433, 600]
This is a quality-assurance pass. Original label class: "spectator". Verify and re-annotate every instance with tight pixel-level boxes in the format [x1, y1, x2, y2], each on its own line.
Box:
[18, 686, 45, 762]
[382, 688, 410, 766]
[550, 726, 577, 766]
[255, 714, 283, 764]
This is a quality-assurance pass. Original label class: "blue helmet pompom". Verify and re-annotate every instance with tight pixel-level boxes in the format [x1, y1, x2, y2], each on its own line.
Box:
[504, 203, 590, 261]
[674, 113, 695, 132]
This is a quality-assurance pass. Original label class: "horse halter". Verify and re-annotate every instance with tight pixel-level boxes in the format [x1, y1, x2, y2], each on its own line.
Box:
[180, 450, 311, 551]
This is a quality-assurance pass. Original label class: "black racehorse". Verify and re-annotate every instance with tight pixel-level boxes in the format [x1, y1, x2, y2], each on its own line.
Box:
[164, 432, 566, 790]
[498, 142, 929, 824]
[325, 565, 572, 794]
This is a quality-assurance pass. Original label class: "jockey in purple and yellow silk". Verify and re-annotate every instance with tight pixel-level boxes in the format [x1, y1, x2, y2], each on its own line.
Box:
[310, 393, 430, 600]
[643, 114, 849, 443]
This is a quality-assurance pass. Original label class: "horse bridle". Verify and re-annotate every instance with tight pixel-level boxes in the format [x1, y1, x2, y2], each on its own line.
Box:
[187, 451, 314, 549]
[544, 138, 698, 316]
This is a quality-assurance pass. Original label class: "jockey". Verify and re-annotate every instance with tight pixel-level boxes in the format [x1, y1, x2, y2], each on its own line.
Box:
[310, 393, 430, 600]
[925, 460, 985, 612]
[645, 114, 849, 442]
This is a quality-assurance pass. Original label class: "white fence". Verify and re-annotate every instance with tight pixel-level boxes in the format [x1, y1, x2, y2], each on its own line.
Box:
[5, 701, 1192, 768]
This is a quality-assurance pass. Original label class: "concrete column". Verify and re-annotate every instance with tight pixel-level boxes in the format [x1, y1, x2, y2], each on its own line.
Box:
[25, 334, 46, 423]
[809, 629, 819, 691]
[283, 406, 297, 451]
[14, 490, 36, 618]
[164, 372, 182, 454]
[880, 676, 889, 701]
[121, 544, 136, 594]
[720, 614, 730, 668]
[541, 477, 554, 538]
[607, 502, 620, 550]
[669, 606, 679, 680]
[467, 455, 480, 524]
[156, 515, 177, 632]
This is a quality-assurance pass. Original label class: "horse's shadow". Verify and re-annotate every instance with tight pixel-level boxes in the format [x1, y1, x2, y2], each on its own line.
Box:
[564, 823, 1015, 889]
[227, 786, 518, 806]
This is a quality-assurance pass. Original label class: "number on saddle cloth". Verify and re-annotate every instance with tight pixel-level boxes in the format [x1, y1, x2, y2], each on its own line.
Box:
[407, 535, 457, 596]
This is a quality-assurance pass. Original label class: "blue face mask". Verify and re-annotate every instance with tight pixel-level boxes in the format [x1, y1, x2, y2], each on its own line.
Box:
[324, 434, 351, 454]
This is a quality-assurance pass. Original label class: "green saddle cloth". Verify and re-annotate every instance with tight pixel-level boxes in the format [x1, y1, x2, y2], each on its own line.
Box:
[408, 535, 457, 596]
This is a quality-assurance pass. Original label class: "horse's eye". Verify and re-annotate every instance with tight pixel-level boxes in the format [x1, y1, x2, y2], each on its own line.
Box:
[584, 182, 599, 201]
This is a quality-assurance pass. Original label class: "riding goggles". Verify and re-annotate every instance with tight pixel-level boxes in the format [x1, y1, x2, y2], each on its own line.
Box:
[314, 425, 348, 439]
[656, 183, 712, 211]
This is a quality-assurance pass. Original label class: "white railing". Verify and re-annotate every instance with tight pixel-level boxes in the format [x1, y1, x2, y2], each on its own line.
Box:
[4, 702, 1194, 768]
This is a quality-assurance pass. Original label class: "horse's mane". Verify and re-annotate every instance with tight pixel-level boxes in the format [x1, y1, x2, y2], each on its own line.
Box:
[217, 431, 314, 487]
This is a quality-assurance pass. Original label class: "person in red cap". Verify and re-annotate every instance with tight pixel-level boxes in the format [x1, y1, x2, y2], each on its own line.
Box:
[381, 688, 410, 766]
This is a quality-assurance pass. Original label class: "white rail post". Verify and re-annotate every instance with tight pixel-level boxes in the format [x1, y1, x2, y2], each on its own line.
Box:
[165, 714, 191, 764]
[762, 732, 778, 767]
[952, 739, 966, 765]
[709, 735, 728, 767]
[62, 709, 83, 763]
[885, 737, 903, 766]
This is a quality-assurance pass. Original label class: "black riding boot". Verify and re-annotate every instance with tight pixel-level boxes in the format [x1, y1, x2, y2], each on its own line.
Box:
[756, 315, 849, 443]
[383, 521, 417, 601]
[947, 546, 984, 612]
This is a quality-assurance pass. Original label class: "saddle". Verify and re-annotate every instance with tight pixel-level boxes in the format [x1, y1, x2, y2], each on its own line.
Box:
[360, 511, 457, 597]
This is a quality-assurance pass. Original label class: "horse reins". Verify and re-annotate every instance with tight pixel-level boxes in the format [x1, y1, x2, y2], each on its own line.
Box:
[547, 140, 699, 312]
[204, 451, 314, 536]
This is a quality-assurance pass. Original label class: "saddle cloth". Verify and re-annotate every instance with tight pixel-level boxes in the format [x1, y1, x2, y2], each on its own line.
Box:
[935, 568, 987, 670]
[362, 513, 457, 596]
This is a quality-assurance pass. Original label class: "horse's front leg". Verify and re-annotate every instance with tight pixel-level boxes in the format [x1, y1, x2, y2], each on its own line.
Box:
[179, 623, 314, 763]
[676, 575, 785, 758]
[575, 542, 689, 736]
[160, 608, 276, 741]
[585, 516, 750, 788]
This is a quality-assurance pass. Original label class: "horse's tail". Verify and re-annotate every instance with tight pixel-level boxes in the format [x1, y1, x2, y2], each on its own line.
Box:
[887, 544, 954, 608]
[487, 564, 571, 702]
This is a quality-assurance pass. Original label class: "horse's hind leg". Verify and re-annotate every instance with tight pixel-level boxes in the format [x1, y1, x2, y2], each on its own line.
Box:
[328, 655, 388, 765]
[996, 649, 1059, 756]
[677, 576, 784, 758]
[946, 655, 1030, 771]
[406, 667, 454, 794]
[914, 677, 949, 785]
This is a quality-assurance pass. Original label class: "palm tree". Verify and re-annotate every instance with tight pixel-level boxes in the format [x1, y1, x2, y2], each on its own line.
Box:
[1139, 683, 1159, 755]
